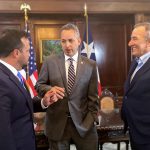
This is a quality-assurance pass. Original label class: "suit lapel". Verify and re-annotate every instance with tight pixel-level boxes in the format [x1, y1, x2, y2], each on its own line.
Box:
[0, 63, 33, 112]
[126, 58, 150, 94]
[57, 53, 68, 92]
[71, 55, 85, 94]
[125, 59, 138, 93]
[131, 58, 150, 87]
[10, 74, 33, 111]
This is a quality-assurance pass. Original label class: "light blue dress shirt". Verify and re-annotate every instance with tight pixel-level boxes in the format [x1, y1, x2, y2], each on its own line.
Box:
[130, 51, 150, 82]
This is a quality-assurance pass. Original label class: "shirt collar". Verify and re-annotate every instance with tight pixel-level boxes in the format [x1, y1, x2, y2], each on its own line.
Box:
[136, 51, 150, 65]
[65, 51, 78, 62]
[0, 59, 18, 76]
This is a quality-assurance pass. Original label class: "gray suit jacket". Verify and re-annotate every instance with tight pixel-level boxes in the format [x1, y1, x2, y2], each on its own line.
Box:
[36, 52, 99, 140]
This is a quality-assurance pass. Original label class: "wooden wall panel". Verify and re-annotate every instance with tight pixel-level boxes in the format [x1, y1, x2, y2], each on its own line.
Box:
[0, 14, 24, 33]
[0, 24, 21, 34]
[94, 24, 130, 94]
[31, 14, 134, 96]
[0, 13, 134, 96]
[0, 0, 150, 14]
[78, 14, 133, 96]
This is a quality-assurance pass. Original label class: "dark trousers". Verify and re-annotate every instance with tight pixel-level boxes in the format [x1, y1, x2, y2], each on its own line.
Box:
[48, 117, 98, 150]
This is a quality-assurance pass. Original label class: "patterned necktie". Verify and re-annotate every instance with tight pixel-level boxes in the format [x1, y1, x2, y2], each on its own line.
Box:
[17, 72, 24, 87]
[68, 58, 76, 94]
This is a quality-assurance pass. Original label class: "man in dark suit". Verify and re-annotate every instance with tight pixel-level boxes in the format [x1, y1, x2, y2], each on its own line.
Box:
[36, 23, 99, 150]
[122, 22, 150, 150]
[0, 29, 57, 150]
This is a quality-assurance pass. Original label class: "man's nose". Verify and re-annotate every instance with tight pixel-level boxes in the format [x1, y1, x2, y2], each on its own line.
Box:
[128, 40, 132, 47]
[65, 41, 70, 47]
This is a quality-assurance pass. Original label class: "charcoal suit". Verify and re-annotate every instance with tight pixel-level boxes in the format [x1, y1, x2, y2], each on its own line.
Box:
[36, 52, 99, 149]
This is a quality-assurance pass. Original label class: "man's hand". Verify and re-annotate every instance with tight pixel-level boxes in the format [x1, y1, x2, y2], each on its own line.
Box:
[50, 86, 65, 100]
[42, 86, 65, 107]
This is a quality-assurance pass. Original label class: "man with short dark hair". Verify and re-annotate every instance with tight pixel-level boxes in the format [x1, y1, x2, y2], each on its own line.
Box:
[0, 29, 56, 150]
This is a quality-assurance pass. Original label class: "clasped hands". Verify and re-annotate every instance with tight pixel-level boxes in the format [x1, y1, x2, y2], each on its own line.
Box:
[42, 86, 65, 107]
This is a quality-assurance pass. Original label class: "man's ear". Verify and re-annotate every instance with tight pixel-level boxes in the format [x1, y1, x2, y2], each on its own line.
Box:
[12, 49, 19, 58]
[78, 37, 81, 45]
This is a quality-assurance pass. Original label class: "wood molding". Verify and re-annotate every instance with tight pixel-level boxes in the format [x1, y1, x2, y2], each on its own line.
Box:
[0, 1, 150, 14]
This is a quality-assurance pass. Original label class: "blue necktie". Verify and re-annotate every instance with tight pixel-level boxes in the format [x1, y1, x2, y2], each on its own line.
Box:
[17, 72, 24, 87]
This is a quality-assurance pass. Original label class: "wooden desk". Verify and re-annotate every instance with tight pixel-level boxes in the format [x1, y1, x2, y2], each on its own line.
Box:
[35, 108, 129, 150]
[97, 109, 129, 150]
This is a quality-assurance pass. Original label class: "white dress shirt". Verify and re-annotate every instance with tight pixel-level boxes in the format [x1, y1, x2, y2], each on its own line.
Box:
[65, 51, 78, 82]
[0, 59, 19, 79]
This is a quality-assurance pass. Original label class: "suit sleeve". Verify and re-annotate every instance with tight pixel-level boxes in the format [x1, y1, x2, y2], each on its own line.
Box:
[35, 58, 52, 97]
[0, 80, 16, 150]
[87, 61, 99, 123]
[33, 96, 46, 112]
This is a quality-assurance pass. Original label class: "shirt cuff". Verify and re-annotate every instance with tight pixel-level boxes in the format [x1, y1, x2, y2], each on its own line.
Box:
[41, 98, 48, 109]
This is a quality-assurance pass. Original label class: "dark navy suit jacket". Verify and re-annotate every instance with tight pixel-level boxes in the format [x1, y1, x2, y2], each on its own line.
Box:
[0, 63, 36, 150]
[122, 58, 150, 144]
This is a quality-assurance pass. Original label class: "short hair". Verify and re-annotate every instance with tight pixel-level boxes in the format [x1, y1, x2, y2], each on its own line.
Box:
[60, 23, 80, 38]
[134, 22, 150, 40]
[0, 29, 28, 57]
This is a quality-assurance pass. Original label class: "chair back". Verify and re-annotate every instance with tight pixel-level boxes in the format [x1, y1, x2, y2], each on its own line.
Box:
[100, 89, 115, 113]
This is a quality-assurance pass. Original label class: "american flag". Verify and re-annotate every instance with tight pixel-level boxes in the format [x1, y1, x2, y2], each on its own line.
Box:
[25, 24, 38, 98]
[81, 25, 102, 96]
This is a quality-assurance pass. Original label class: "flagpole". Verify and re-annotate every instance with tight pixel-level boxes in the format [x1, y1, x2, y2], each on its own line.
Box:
[20, 3, 31, 78]
[84, 3, 89, 58]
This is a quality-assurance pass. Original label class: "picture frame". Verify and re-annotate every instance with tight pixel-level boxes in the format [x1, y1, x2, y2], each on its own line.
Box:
[40, 39, 62, 63]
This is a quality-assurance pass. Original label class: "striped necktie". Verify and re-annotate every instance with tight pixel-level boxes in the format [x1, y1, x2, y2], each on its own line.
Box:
[68, 58, 76, 95]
